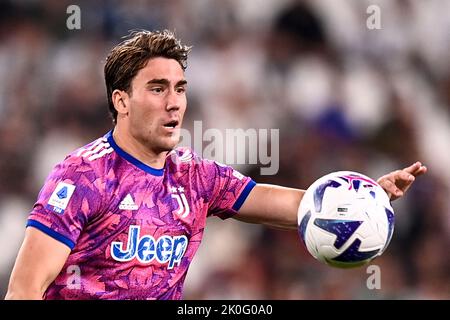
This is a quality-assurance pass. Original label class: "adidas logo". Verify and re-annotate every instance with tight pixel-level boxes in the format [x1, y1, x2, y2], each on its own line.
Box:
[119, 194, 138, 210]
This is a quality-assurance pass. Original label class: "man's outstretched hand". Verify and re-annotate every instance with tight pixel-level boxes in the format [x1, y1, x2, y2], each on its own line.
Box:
[377, 161, 427, 201]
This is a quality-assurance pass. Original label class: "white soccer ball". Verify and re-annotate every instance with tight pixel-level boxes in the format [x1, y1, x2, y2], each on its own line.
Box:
[297, 171, 395, 268]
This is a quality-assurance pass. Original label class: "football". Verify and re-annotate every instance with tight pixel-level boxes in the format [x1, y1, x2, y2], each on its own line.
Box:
[297, 171, 395, 268]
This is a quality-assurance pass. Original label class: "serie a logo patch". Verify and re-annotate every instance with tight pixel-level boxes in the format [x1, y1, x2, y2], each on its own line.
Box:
[47, 182, 76, 214]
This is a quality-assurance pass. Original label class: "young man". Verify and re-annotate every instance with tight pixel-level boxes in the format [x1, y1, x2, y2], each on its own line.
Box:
[5, 30, 427, 300]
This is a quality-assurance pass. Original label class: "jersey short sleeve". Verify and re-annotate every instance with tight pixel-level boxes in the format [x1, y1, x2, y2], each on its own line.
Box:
[27, 156, 103, 249]
[200, 159, 256, 219]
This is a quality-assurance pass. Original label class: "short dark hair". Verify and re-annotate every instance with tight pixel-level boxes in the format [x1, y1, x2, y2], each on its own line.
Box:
[104, 30, 191, 123]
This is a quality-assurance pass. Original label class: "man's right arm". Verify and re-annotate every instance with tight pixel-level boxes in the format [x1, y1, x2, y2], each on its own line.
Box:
[5, 227, 71, 300]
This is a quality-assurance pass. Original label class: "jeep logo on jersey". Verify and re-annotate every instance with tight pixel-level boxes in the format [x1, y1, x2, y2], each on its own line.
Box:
[110, 225, 188, 269]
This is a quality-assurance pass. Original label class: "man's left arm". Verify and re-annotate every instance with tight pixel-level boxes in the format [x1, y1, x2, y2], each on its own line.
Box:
[236, 162, 427, 229]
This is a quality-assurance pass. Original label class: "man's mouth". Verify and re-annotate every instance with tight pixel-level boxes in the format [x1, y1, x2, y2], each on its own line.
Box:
[163, 120, 179, 129]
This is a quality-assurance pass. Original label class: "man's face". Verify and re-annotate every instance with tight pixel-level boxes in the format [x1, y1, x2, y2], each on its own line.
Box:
[126, 57, 187, 153]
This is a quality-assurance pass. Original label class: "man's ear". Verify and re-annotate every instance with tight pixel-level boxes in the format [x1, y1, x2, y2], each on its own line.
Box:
[112, 89, 130, 118]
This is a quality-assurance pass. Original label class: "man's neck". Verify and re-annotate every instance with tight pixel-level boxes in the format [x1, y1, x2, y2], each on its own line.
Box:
[112, 125, 168, 170]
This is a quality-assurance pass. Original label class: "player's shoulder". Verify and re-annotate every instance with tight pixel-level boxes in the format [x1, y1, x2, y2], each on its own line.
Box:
[56, 135, 113, 173]
[167, 146, 230, 172]
[167, 146, 215, 171]
[71, 135, 113, 162]
[167, 146, 200, 165]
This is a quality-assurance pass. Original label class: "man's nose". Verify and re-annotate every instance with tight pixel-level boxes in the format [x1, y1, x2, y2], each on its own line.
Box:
[166, 89, 180, 111]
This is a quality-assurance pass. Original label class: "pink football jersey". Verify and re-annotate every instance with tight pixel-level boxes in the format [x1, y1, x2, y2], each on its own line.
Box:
[27, 130, 255, 299]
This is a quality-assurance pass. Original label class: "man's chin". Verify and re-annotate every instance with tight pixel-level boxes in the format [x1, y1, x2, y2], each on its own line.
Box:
[158, 137, 180, 152]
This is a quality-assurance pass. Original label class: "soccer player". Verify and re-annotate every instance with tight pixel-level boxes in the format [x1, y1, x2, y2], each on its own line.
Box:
[5, 30, 427, 300]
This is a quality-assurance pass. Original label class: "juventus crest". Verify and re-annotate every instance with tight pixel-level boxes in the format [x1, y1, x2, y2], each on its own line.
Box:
[170, 186, 190, 218]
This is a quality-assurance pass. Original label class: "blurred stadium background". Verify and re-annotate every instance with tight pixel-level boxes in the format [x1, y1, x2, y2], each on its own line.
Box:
[0, 0, 449, 299]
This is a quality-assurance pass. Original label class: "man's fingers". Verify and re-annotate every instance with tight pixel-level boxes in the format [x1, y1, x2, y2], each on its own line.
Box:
[379, 161, 427, 201]
[403, 161, 427, 177]
[396, 170, 415, 182]
[414, 165, 427, 177]
[403, 162, 421, 174]
[379, 178, 403, 198]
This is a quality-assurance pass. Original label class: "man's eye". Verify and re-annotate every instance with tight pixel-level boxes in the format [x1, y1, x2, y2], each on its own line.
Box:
[176, 87, 186, 94]
[151, 87, 163, 93]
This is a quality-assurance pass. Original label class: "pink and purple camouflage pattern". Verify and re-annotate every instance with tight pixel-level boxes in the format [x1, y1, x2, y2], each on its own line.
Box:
[27, 130, 255, 300]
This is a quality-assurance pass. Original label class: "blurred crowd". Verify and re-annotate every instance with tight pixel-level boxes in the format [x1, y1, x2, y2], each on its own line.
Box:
[0, 0, 448, 299]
